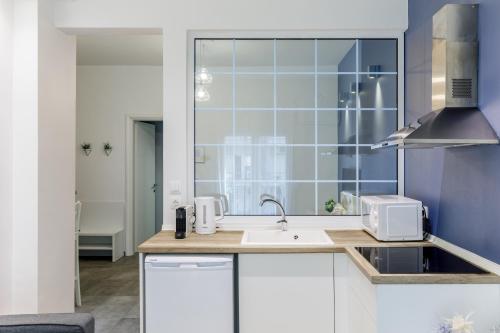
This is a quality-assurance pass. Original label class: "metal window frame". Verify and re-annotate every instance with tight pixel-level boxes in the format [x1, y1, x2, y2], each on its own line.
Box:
[187, 31, 404, 223]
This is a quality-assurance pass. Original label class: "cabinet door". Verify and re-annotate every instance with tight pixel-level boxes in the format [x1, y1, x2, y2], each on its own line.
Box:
[239, 254, 334, 333]
[347, 292, 376, 333]
[334, 253, 376, 333]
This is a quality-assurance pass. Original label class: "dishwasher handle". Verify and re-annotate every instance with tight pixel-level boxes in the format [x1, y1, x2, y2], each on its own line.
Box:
[146, 262, 233, 271]
[145, 256, 233, 270]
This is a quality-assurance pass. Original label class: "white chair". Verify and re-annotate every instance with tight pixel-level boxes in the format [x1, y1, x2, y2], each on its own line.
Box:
[74, 201, 82, 307]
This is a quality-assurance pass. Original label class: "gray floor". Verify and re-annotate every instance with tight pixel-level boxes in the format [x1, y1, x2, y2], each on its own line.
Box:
[76, 254, 140, 333]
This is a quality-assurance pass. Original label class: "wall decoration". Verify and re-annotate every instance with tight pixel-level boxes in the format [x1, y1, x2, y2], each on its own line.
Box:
[103, 142, 113, 156]
[195, 147, 205, 163]
[81, 143, 92, 156]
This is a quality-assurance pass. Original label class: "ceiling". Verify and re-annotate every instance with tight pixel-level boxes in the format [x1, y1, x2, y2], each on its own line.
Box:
[77, 35, 163, 66]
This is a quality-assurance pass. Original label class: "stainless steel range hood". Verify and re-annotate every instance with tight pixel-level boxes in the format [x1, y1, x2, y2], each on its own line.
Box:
[373, 4, 499, 150]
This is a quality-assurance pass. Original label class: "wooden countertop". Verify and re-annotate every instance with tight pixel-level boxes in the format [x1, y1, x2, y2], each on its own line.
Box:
[138, 230, 500, 284]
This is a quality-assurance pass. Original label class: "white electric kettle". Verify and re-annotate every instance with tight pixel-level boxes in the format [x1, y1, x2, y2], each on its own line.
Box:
[194, 196, 224, 234]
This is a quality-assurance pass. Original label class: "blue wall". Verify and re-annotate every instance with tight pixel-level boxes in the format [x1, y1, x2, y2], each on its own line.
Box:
[406, 0, 500, 263]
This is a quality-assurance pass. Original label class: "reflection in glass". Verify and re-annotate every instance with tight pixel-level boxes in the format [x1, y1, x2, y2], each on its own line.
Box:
[276, 110, 315, 144]
[278, 183, 315, 215]
[358, 109, 397, 144]
[318, 182, 357, 215]
[318, 147, 356, 181]
[195, 110, 233, 144]
[359, 39, 397, 73]
[317, 40, 356, 73]
[283, 147, 315, 180]
[195, 40, 233, 72]
[195, 181, 227, 200]
[195, 146, 226, 180]
[195, 85, 210, 102]
[194, 38, 398, 216]
[235, 75, 273, 108]
[318, 75, 355, 108]
[195, 67, 213, 84]
[235, 40, 274, 72]
[194, 74, 232, 108]
[235, 111, 274, 138]
[228, 139, 275, 181]
[276, 40, 315, 72]
[318, 110, 356, 145]
[276, 75, 315, 108]
[359, 74, 397, 109]
[360, 182, 397, 196]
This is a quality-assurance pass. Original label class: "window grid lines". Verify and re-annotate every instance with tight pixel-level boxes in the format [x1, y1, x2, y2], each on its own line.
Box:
[273, 39, 278, 202]
[195, 179, 398, 184]
[195, 107, 397, 112]
[355, 39, 360, 204]
[231, 39, 236, 201]
[194, 38, 398, 216]
[314, 39, 319, 215]
[194, 143, 374, 147]
[194, 71, 398, 76]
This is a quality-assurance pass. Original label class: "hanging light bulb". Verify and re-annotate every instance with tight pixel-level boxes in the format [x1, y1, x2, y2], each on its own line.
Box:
[195, 85, 210, 102]
[195, 67, 213, 84]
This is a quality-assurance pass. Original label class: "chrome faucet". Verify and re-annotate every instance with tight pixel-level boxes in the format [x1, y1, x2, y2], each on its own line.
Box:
[259, 195, 288, 231]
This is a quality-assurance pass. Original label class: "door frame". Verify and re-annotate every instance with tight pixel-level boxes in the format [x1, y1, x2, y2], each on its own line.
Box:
[125, 114, 163, 255]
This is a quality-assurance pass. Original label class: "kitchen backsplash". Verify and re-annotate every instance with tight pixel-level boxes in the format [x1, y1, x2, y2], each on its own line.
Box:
[405, 0, 500, 264]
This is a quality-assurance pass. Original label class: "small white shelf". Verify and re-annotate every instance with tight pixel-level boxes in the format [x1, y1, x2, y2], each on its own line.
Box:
[78, 228, 125, 262]
[79, 244, 113, 251]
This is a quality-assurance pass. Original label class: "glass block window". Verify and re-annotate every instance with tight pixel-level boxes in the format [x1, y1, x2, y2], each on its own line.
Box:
[194, 39, 398, 216]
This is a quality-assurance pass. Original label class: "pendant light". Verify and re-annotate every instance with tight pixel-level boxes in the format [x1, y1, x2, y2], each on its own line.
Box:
[195, 41, 212, 102]
[195, 67, 213, 85]
[195, 85, 210, 102]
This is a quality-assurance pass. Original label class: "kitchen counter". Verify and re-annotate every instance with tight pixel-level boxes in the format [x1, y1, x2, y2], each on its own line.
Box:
[138, 230, 500, 284]
[137, 230, 426, 253]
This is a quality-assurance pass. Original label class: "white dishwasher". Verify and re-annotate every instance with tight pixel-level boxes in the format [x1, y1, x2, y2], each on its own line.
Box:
[144, 254, 234, 333]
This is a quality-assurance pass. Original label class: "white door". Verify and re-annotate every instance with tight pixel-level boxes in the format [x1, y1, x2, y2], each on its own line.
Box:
[134, 121, 156, 249]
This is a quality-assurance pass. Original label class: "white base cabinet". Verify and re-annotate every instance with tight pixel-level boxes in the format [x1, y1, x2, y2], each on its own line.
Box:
[334, 253, 500, 333]
[239, 254, 334, 333]
[334, 253, 376, 333]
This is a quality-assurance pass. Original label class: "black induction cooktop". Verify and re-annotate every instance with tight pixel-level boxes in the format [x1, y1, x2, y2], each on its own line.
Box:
[355, 246, 489, 274]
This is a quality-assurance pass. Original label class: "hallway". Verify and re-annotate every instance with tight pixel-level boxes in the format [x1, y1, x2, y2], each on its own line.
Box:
[76, 255, 139, 333]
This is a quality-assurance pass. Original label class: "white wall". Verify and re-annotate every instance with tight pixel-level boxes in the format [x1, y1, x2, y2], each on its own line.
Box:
[0, 0, 76, 314]
[0, 0, 14, 314]
[53, 0, 408, 230]
[37, 0, 76, 313]
[76, 65, 162, 203]
[11, 0, 39, 314]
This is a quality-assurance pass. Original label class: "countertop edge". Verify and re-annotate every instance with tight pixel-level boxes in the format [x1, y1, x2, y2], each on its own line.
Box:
[138, 230, 500, 284]
[343, 246, 500, 284]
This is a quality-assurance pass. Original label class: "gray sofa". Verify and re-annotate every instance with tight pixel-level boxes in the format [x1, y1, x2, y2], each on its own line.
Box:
[0, 313, 94, 333]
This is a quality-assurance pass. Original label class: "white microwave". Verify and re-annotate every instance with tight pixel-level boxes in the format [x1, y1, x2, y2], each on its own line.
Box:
[361, 195, 423, 241]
